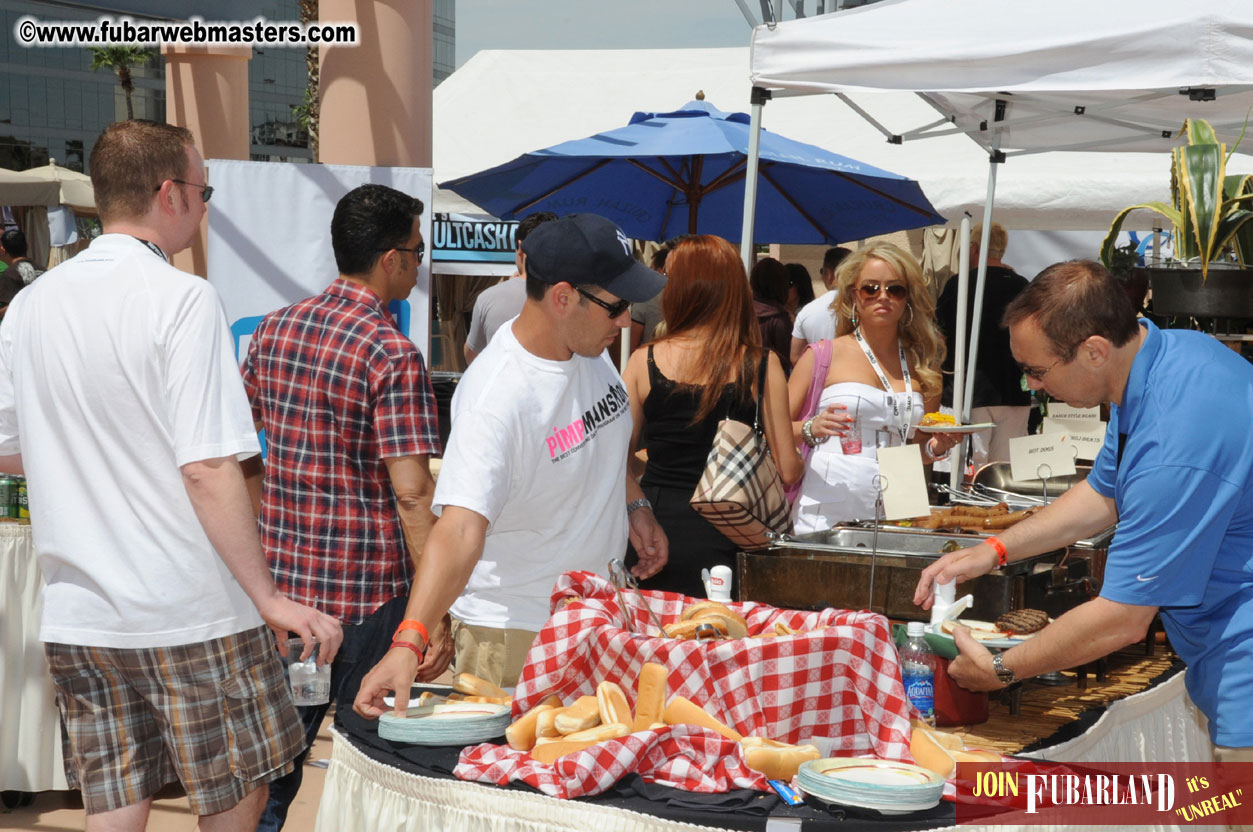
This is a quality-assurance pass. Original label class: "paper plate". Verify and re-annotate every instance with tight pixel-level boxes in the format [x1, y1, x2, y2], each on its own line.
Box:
[378, 701, 510, 745]
[914, 421, 996, 434]
[798, 757, 944, 814]
[928, 618, 1046, 649]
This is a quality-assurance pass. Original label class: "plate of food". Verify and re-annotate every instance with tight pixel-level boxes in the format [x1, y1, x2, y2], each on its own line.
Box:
[927, 609, 1051, 648]
[914, 420, 996, 434]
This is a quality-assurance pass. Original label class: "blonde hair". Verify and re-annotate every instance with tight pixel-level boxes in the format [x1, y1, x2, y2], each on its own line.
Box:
[971, 223, 1008, 260]
[831, 242, 945, 401]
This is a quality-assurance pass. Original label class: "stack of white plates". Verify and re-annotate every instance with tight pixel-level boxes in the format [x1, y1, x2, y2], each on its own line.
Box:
[797, 758, 944, 815]
[378, 701, 511, 746]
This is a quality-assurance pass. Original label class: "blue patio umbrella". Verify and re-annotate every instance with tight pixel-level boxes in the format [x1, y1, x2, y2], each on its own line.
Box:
[441, 98, 944, 244]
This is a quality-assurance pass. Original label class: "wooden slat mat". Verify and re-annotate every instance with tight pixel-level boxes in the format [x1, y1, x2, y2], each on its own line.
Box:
[939, 645, 1180, 755]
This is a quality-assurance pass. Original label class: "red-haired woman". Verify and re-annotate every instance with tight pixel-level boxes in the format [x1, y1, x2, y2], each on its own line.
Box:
[623, 236, 803, 597]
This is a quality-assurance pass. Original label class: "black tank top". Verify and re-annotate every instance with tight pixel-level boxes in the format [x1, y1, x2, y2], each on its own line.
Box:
[639, 346, 758, 491]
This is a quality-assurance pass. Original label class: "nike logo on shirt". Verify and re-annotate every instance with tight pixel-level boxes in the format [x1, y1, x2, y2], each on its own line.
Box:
[1136, 574, 1159, 582]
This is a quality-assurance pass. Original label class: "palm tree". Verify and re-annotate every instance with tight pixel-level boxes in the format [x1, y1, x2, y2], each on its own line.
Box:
[88, 47, 154, 121]
[295, 0, 320, 161]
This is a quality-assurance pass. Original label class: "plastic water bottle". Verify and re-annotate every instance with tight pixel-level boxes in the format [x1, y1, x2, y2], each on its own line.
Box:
[900, 621, 936, 727]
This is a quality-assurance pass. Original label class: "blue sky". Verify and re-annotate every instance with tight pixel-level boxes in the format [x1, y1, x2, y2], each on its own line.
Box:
[455, 0, 753, 67]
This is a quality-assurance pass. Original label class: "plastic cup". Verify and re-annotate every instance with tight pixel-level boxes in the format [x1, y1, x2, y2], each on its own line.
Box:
[839, 396, 862, 455]
[285, 638, 332, 706]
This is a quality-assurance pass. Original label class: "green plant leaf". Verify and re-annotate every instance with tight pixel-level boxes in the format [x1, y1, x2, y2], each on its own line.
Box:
[1212, 208, 1253, 260]
[1099, 201, 1181, 267]
[1170, 147, 1196, 261]
[1223, 174, 1252, 202]
[1185, 118, 1220, 147]
[1177, 143, 1225, 277]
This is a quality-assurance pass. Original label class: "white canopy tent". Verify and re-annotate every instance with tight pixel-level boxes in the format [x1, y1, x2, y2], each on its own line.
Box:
[433, 48, 1242, 232]
[744, 0, 1253, 477]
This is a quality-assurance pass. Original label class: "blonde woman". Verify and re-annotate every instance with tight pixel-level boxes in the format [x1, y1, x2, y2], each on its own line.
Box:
[788, 242, 961, 532]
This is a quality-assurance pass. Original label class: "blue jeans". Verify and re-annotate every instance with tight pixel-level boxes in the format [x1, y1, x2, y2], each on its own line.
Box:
[256, 596, 407, 832]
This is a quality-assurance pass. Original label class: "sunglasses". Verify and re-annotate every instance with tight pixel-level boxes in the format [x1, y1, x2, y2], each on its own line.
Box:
[857, 282, 908, 300]
[380, 241, 425, 265]
[155, 178, 214, 203]
[577, 287, 630, 318]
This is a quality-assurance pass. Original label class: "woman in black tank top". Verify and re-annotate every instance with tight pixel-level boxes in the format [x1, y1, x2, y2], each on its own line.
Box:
[622, 236, 803, 598]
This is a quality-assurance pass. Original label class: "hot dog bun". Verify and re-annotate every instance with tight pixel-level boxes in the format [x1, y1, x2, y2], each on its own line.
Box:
[662, 695, 742, 741]
[596, 681, 632, 726]
[663, 618, 727, 640]
[739, 737, 821, 781]
[453, 672, 508, 699]
[528, 722, 630, 765]
[631, 663, 667, 731]
[909, 723, 957, 778]
[553, 695, 601, 734]
[681, 601, 737, 622]
[506, 702, 557, 752]
[562, 721, 630, 743]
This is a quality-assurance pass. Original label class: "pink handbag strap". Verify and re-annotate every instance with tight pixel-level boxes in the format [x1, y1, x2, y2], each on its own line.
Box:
[787, 339, 834, 504]
[800, 339, 834, 423]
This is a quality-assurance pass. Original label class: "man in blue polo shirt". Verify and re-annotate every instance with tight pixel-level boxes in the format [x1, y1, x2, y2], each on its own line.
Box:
[914, 259, 1253, 758]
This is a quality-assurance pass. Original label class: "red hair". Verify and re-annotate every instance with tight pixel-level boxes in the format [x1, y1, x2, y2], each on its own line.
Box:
[659, 235, 763, 421]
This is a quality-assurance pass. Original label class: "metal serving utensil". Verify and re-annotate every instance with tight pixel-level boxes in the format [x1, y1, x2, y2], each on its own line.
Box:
[608, 558, 665, 637]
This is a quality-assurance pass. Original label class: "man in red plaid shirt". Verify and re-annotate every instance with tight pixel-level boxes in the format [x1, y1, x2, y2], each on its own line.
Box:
[241, 184, 453, 832]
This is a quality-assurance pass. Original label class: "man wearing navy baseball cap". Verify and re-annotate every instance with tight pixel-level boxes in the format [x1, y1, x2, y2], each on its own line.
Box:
[355, 214, 669, 711]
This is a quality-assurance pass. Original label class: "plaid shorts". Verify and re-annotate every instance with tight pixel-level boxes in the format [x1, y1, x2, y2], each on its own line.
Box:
[45, 625, 304, 816]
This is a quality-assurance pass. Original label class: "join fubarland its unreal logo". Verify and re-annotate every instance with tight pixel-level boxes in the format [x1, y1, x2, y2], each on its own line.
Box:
[955, 761, 1252, 826]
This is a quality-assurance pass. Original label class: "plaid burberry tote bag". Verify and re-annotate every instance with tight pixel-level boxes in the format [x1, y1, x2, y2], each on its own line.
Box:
[689, 354, 791, 549]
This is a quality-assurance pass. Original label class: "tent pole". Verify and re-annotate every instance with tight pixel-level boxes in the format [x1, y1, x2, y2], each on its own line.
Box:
[961, 151, 1003, 476]
[949, 216, 971, 491]
[740, 87, 770, 274]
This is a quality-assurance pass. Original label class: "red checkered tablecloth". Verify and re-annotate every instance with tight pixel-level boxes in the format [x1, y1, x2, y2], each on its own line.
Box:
[454, 571, 916, 799]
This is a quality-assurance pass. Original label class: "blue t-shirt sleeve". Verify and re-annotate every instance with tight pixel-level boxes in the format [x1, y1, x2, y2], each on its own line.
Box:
[1100, 464, 1242, 608]
[1086, 410, 1120, 498]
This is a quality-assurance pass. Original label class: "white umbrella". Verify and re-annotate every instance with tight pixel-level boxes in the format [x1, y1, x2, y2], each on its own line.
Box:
[21, 160, 95, 214]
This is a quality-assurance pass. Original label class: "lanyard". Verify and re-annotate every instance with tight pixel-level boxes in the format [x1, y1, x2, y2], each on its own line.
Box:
[854, 327, 912, 446]
[131, 237, 167, 262]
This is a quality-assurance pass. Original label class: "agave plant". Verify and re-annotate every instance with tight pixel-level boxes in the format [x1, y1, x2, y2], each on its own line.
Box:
[1101, 118, 1253, 280]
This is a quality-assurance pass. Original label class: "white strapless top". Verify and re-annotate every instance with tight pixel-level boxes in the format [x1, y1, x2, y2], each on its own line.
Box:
[792, 382, 924, 533]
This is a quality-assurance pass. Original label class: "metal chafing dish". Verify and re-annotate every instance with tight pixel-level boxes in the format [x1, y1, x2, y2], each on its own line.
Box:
[739, 464, 1114, 621]
[969, 462, 1114, 586]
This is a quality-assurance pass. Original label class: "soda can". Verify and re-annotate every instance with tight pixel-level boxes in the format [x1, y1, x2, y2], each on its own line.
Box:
[17, 477, 29, 524]
[0, 477, 16, 521]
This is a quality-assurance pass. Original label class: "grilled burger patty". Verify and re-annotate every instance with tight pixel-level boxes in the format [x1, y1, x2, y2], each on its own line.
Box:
[994, 608, 1049, 634]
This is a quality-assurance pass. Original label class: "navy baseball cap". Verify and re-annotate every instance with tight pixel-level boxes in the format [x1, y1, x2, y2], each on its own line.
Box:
[520, 214, 665, 303]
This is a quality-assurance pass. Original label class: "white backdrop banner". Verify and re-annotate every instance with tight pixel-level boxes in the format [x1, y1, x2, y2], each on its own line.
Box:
[206, 160, 433, 361]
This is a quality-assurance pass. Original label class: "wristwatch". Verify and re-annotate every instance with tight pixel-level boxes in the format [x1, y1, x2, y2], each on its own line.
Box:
[626, 497, 652, 514]
[992, 652, 1017, 685]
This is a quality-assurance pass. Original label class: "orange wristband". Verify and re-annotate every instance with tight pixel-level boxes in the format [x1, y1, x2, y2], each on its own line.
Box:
[394, 618, 429, 647]
[987, 535, 1009, 567]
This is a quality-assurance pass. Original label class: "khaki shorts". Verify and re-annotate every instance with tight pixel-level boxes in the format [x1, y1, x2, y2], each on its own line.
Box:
[450, 618, 540, 688]
[46, 625, 303, 816]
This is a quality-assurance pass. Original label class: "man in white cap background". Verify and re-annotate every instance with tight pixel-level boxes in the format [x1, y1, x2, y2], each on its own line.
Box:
[354, 213, 670, 711]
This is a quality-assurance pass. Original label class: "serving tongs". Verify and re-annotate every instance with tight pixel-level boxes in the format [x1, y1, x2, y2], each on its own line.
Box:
[607, 558, 665, 637]
[971, 483, 1049, 507]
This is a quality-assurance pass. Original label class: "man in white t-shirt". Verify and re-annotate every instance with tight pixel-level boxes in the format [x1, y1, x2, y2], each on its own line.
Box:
[355, 213, 670, 709]
[0, 120, 340, 831]
[789, 246, 852, 367]
[463, 211, 557, 365]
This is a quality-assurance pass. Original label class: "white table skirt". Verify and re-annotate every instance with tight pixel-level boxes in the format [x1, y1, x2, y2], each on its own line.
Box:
[316, 728, 739, 832]
[0, 523, 67, 791]
[318, 669, 1215, 832]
